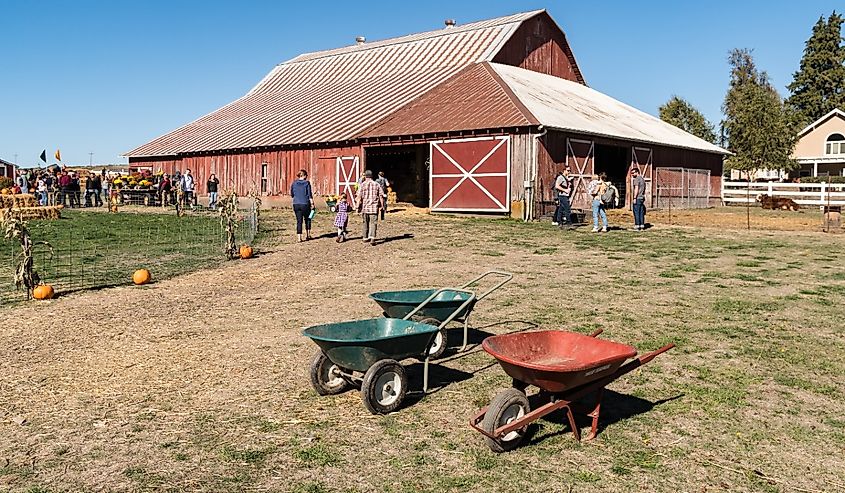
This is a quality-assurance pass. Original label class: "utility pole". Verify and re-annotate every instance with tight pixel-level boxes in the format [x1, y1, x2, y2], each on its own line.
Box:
[13, 153, 18, 166]
[89, 152, 93, 166]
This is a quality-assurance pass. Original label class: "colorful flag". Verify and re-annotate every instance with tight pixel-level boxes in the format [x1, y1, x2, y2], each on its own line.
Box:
[55, 149, 61, 161]
[39, 150, 46, 163]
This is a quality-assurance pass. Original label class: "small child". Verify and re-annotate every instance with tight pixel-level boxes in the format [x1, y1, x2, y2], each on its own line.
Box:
[333, 194, 350, 242]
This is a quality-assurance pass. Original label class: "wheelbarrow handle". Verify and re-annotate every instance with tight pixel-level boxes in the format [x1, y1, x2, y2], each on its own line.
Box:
[638, 343, 675, 365]
[460, 270, 513, 301]
[402, 287, 476, 330]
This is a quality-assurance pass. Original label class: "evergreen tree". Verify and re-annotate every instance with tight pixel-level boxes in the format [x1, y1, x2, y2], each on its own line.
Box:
[722, 49, 798, 229]
[659, 96, 718, 143]
[722, 49, 797, 174]
[786, 12, 845, 126]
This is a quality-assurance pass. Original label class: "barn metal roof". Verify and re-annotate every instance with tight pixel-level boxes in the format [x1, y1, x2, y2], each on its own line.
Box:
[489, 63, 729, 155]
[359, 63, 536, 137]
[125, 10, 547, 157]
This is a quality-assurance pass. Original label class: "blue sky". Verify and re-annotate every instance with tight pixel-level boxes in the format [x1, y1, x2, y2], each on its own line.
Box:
[1, 1, 841, 167]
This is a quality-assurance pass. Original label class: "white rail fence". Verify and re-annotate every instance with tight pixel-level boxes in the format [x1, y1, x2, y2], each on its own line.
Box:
[722, 181, 845, 207]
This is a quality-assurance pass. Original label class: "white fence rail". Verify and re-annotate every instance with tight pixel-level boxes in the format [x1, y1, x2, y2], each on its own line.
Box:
[722, 181, 845, 207]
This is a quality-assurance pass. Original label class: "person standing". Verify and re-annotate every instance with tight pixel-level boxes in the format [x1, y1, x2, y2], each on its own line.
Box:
[631, 167, 647, 230]
[589, 173, 608, 233]
[100, 169, 109, 206]
[36, 176, 47, 205]
[552, 168, 573, 226]
[355, 170, 385, 245]
[207, 173, 220, 209]
[375, 171, 390, 220]
[290, 169, 315, 242]
[69, 173, 81, 208]
[181, 169, 195, 207]
[84, 174, 96, 207]
[159, 174, 172, 207]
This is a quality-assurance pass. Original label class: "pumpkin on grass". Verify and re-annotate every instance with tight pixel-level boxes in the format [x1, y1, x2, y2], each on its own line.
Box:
[33, 284, 54, 300]
[239, 245, 254, 259]
[133, 269, 151, 285]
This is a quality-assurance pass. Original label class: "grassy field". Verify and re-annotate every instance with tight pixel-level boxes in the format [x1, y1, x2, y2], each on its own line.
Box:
[0, 208, 843, 492]
[0, 208, 257, 304]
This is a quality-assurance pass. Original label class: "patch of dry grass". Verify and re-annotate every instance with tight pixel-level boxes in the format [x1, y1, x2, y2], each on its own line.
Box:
[1, 209, 844, 492]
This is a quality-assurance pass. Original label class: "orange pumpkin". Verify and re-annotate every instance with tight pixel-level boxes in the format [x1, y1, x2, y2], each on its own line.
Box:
[133, 269, 151, 285]
[33, 284, 54, 300]
[1, 188, 8, 195]
[239, 245, 254, 259]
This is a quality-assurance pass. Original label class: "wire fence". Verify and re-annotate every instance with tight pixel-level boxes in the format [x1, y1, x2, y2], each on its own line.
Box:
[655, 167, 711, 209]
[1, 207, 258, 305]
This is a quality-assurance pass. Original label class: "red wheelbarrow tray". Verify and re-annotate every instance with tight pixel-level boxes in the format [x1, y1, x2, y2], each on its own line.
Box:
[482, 331, 638, 394]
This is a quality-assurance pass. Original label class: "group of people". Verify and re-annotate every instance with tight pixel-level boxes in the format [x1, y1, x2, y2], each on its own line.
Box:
[9, 167, 223, 210]
[551, 166, 647, 232]
[12, 168, 105, 208]
[290, 169, 390, 244]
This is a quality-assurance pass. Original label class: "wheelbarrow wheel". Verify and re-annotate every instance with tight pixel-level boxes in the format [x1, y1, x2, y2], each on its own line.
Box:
[420, 317, 447, 359]
[309, 351, 351, 396]
[361, 359, 407, 414]
[482, 388, 530, 453]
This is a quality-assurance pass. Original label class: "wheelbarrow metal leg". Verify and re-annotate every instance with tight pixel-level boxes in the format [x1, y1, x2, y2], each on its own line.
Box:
[460, 314, 470, 352]
[564, 404, 581, 441]
[423, 356, 430, 393]
[586, 388, 603, 441]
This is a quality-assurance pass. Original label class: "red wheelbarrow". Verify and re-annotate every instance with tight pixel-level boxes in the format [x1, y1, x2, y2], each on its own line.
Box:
[470, 329, 674, 452]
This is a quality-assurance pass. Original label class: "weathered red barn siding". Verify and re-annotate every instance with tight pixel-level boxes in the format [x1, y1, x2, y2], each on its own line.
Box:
[129, 144, 362, 197]
[535, 131, 724, 213]
[651, 146, 724, 203]
[492, 12, 585, 84]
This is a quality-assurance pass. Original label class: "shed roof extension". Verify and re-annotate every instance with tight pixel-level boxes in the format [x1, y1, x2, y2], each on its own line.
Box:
[490, 63, 729, 154]
[126, 10, 560, 157]
[362, 62, 728, 155]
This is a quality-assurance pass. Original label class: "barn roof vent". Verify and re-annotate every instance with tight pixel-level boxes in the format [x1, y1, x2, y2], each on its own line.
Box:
[444, 19, 456, 28]
[355, 36, 366, 45]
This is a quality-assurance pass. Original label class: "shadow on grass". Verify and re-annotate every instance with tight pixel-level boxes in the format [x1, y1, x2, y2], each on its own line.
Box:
[524, 390, 684, 446]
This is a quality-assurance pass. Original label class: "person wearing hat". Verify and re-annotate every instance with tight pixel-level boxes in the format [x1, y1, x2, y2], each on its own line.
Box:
[631, 167, 647, 230]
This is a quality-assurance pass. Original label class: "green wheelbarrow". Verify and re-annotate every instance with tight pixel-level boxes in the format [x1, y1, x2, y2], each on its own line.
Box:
[304, 288, 476, 414]
[369, 270, 513, 359]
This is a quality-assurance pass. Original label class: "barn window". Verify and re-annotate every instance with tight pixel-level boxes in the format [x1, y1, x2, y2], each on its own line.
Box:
[261, 162, 268, 193]
[826, 133, 845, 155]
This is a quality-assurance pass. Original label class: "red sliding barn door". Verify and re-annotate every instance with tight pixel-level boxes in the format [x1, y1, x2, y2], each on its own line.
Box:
[429, 136, 510, 213]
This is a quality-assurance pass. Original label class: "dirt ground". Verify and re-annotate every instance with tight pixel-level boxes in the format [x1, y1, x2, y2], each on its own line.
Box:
[1, 208, 844, 492]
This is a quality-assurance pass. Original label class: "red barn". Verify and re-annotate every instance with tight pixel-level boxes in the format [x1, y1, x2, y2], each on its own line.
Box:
[0, 158, 15, 181]
[125, 9, 727, 218]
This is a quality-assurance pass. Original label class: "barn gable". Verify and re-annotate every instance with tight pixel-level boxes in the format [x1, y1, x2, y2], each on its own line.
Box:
[124, 10, 583, 158]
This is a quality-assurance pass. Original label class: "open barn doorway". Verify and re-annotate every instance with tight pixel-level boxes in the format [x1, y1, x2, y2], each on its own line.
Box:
[364, 144, 429, 206]
[594, 144, 629, 207]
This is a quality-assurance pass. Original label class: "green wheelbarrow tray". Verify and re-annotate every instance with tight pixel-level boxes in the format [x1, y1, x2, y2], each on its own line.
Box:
[369, 289, 476, 321]
[369, 270, 513, 354]
[303, 318, 439, 373]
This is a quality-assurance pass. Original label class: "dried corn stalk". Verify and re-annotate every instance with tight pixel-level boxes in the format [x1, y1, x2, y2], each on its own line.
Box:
[3, 209, 52, 299]
[218, 190, 239, 260]
[174, 181, 185, 217]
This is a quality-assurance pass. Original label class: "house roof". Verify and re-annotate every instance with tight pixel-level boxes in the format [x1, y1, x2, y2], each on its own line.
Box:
[125, 10, 561, 157]
[490, 63, 729, 154]
[0, 158, 16, 168]
[797, 108, 845, 137]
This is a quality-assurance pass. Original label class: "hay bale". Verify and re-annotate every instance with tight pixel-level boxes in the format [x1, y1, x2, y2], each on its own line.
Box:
[0, 194, 38, 208]
[9, 206, 63, 221]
